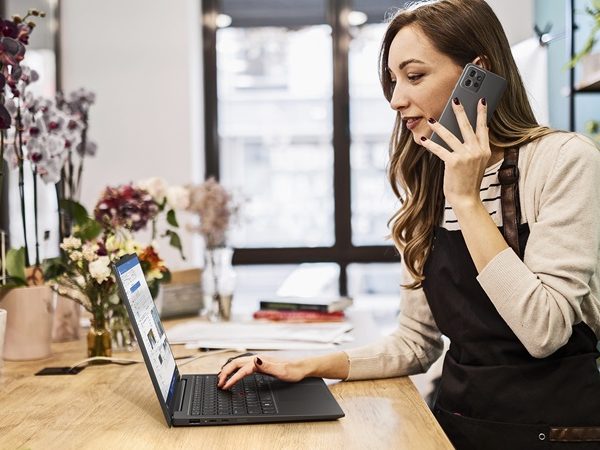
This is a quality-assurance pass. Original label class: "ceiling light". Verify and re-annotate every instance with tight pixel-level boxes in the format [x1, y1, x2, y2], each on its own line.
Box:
[216, 14, 232, 28]
[348, 10, 368, 26]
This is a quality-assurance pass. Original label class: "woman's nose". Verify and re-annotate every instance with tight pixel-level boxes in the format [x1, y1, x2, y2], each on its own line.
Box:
[389, 85, 408, 111]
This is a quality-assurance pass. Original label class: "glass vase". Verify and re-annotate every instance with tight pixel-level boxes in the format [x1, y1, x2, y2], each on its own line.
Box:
[202, 247, 237, 322]
[109, 302, 137, 352]
[87, 312, 112, 358]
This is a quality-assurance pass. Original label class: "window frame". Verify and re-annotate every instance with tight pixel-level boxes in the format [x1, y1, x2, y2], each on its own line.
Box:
[201, 0, 399, 296]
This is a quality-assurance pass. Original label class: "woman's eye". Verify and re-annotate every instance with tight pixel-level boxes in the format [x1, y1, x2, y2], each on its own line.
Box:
[408, 74, 423, 82]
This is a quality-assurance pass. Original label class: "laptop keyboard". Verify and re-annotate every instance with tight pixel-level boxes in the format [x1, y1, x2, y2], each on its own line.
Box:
[191, 374, 277, 416]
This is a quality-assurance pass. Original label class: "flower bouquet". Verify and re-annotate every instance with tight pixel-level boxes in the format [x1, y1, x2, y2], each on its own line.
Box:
[89, 181, 187, 349]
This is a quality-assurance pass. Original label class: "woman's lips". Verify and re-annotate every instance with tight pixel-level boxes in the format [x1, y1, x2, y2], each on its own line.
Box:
[405, 117, 422, 131]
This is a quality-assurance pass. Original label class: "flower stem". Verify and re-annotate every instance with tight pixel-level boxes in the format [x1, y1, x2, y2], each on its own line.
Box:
[16, 104, 30, 267]
[75, 111, 88, 200]
[33, 168, 40, 266]
[209, 248, 221, 311]
[55, 182, 65, 254]
[67, 149, 74, 202]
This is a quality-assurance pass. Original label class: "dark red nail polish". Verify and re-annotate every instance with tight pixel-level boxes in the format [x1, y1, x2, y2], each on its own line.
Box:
[428, 117, 436, 124]
[420, 136, 427, 142]
[481, 97, 487, 106]
[453, 97, 460, 105]
[256, 357, 263, 365]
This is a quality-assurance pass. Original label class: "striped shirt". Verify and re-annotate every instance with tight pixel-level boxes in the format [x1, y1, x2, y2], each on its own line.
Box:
[443, 159, 504, 230]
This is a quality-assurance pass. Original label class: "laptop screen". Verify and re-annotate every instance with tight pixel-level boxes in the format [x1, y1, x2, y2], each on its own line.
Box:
[115, 255, 177, 404]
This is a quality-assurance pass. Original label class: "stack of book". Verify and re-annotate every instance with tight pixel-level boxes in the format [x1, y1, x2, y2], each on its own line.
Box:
[253, 296, 353, 323]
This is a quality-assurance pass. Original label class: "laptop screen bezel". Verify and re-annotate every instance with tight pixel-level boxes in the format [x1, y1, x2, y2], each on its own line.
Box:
[113, 253, 180, 427]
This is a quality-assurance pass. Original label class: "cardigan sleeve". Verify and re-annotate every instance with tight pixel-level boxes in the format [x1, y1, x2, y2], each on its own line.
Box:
[477, 135, 600, 358]
[344, 265, 444, 380]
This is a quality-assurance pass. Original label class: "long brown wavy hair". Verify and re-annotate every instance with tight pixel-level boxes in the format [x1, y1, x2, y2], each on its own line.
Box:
[382, 0, 555, 289]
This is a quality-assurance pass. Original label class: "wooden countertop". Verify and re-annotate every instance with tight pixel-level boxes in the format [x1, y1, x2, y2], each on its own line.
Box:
[0, 320, 453, 450]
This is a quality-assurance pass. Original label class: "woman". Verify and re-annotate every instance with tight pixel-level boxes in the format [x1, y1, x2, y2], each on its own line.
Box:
[218, 1, 600, 447]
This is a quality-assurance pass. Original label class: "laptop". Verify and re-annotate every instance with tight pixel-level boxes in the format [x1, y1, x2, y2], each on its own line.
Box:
[113, 254, 345, 427]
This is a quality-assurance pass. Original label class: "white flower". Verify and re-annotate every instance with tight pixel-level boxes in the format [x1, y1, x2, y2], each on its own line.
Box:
[89, 256, 111, 284]
[69, 251, 83, 262]
[82, 243, 98, 262]
[137, 177, 168, 203]
[166, 185, 190, 210]
[60, 236, 82, 250]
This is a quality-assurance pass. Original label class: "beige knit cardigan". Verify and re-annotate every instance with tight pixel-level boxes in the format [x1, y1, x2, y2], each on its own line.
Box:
[345, 132, 600, 380]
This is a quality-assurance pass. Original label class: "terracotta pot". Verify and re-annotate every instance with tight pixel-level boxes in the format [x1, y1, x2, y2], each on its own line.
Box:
[0, 285, 54, 361]
[52, 295, 81, 342]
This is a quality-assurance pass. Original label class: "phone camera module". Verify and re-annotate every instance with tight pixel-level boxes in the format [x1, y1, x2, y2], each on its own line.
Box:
[465, 79, 472, 87]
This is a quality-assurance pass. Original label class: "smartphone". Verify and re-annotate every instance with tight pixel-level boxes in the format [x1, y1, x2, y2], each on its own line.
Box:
[430, 63, 507, 151]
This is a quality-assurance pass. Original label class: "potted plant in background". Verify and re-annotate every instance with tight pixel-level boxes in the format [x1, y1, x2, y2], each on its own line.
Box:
[51, 88, 97, 341]
[0, 9, 60, 361]
[186, 177, 241, 321]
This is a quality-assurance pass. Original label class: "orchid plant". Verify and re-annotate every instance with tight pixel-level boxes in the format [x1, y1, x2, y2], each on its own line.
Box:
[0, 9, 43, 141]
[55, 88, 97, 239]
[1, 82, 97, 287]
[0, 9, 46, 286]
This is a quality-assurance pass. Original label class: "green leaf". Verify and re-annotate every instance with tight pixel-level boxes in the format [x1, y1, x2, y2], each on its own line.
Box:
[6, 247, 26, 285]
[161, 269, 172, 284]
[165, 230, 186, 260]
[166, 209, 179, 228]
[42, 257, 67, 280]
[566, 21, 600, 69]
[0, 277, 27, 289]
[75, 219, 103, 241]
[59, 199, 89, 226]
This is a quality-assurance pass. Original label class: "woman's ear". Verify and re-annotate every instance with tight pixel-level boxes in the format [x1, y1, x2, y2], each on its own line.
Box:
[472, 56, 491, 70]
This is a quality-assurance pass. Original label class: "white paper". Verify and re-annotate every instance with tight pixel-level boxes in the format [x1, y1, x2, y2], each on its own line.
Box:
[167, 321, 353, 346]
[183, 340, 339, 351]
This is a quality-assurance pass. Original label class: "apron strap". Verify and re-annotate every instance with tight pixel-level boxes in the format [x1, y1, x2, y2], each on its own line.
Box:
[498, 148, 521, 257]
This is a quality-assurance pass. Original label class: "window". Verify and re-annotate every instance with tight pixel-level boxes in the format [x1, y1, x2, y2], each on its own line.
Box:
[349, 22, 398, 246]
[218, 25, 335, 248]
[203, 0, 408, 295]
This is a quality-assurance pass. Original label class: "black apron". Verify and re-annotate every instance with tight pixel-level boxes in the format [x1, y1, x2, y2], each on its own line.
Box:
[422, 149, 600, 449]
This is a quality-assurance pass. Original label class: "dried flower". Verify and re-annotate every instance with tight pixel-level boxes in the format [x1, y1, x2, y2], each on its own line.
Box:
[186, 177, 239, 249]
